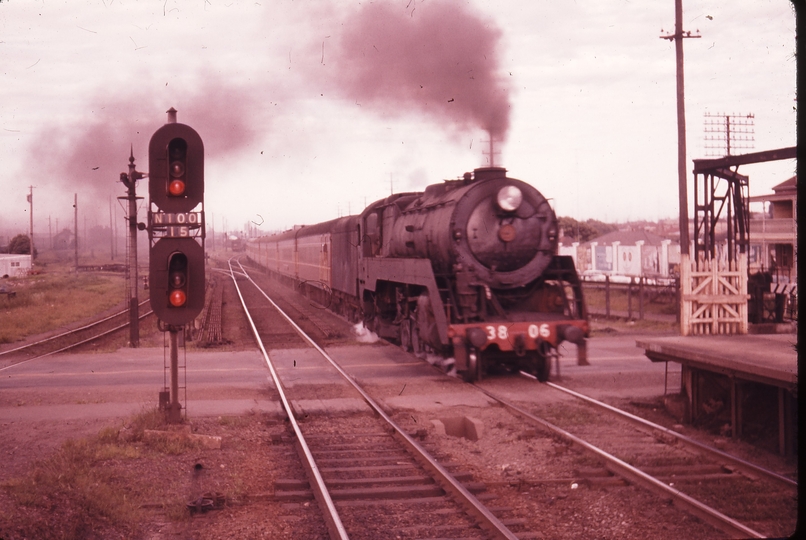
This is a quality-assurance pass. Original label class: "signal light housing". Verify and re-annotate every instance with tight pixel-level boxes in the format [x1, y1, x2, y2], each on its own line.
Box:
[149, 238, 204, 326]
[149, 123, 203, 213]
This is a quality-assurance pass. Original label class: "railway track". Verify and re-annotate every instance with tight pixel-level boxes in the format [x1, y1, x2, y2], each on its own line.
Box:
[0, 300, 153, 371]
[227, 256, 797, 538]
[227, 258, 533, 539]
[236, 261, 349, 343]
[474, 377, 798, 539]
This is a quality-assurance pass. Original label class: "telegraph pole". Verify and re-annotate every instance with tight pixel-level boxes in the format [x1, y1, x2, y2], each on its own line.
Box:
[74, 194, 78, 271]
[660, 0, 700, 256]
[27, 186, 34, 261]
[704, 112, 755, 157]
[109, 196, 114, 260]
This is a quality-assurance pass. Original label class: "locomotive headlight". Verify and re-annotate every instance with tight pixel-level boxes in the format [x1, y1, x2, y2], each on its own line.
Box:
[497, 185, 523, 212]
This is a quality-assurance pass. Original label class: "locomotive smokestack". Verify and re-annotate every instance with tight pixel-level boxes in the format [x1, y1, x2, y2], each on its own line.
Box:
[166, 107, 178, 124]
[473, 166, 507, 182]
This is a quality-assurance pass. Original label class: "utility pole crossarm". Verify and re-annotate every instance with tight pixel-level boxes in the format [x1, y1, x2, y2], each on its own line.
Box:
[659, 30, 701, 41]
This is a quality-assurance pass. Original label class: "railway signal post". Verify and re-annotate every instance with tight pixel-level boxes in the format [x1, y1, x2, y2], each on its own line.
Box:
[148, 108, 205, 423]
[119, 150, 146, 347]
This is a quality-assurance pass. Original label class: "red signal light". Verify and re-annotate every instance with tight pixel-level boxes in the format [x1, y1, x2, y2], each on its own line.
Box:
[169, 289, 187, 307]
[168, 179, 186, 196]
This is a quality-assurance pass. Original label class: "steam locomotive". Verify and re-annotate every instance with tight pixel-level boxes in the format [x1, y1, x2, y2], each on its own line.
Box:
[246, 166, 588, 382]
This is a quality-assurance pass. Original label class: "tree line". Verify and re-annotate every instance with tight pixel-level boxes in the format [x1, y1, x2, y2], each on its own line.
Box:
[2, 234, 33, 255]
[557, 217, 619, 243]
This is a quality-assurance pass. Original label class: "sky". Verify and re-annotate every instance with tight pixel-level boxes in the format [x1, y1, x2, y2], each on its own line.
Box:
[0, 0, 796, 240]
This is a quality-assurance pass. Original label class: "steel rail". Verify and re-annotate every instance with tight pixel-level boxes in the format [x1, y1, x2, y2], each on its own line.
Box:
[0, 299, 152, 358]
[474, 381, 765, 539]
[546, 381, 798, 489]
[234, 260, 519, 540]
[0, 307, 154, 373]
[227, 260, 349, 540]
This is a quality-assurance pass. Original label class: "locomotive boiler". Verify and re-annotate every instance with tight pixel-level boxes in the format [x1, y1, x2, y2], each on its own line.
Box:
[247, 166, 588, 382]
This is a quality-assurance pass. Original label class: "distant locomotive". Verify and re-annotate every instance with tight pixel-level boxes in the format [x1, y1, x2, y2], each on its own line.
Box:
[246, 167, 588, 382]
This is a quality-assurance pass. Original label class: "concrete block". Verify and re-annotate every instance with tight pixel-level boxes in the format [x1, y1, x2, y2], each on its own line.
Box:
[432, 416, 484, 441]
[462, 416, 484, 441]
[189, 433, 223, 449]
[431, 419, 446, 436]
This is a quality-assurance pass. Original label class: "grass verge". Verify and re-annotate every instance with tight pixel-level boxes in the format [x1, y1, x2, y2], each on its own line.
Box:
[0, 408, 202, 540]
[0, 263, 126, 344]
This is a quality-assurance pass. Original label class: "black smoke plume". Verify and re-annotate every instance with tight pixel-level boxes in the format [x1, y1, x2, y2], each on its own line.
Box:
[325, 1, 511, 140]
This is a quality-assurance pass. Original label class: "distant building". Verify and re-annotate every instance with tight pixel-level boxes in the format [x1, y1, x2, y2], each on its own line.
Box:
[0, 254, 31, 277]
[560, 230, 679, 279]
[748, 176, 797, 283]
[53, 228, 74, 250]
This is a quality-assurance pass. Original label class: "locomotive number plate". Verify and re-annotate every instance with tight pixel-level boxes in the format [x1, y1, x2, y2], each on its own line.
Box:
[485, 323, 551, 341]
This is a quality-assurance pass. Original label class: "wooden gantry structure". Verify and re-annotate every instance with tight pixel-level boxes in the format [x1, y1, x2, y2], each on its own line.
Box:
[680, 147, 796, 335]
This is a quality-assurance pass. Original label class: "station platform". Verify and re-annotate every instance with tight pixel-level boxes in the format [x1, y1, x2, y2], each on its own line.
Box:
[636, 334, 798, 456]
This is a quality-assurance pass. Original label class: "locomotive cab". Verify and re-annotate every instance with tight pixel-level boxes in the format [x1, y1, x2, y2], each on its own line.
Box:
[363, 211, 381, 257]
